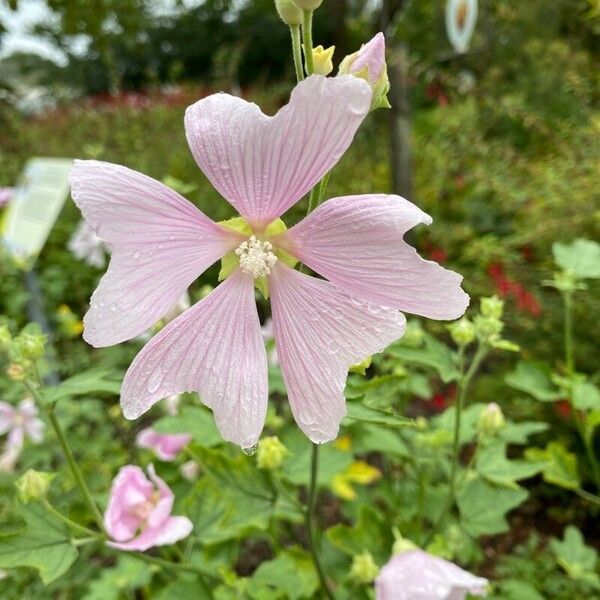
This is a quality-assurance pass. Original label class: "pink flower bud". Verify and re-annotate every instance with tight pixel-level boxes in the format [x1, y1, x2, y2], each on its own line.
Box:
[136, 428, 191, 461]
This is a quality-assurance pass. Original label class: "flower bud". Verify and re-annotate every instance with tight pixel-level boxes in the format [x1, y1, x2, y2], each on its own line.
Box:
[474, 314, 503, 342]
[349, 551, 379, 584]
[7, 363, 26, 381]
[0, 324, 11, 351]
[14, 331, 46, 361]
[402, 320, 424, 348]
[338, 32, 390, 110]
[310, 45, 335, 76]
[256, 436, 288, 470]
[16, 469, 55, 503]
[275, 0, 302, 26]
[477, 402, 505, 436]
[291, 0, 323, 10]
[480, 295, 504, 320]
[392, 533, 418, 555]
[448, 317, 476, 347]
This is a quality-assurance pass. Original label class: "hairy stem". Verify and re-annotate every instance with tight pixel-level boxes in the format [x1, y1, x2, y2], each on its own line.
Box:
[290, 24, 305, 82]
[25, 381, 105, 531]
[301, 10, 315, 75]
[305, 443, 335, 600]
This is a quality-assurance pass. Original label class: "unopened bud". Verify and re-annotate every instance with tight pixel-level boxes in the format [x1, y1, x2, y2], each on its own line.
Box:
[402, 320, 424, 348]
[480, 295, 504, 319]
[310, 45, 334, 76]
[474, 314, 503, 342]
[477, 402, 505, 436]
[14, 332, 46, 361]
[292, 0, 323, 10]
[275, 0, 302, 26]
[392, 533, 418, 555]
[349, 551, 379, 584]
[449, 317, 476, 347]
[256, 436, 288, 470]
[16, 469, 55, 503]
[338, 32, 390, 110]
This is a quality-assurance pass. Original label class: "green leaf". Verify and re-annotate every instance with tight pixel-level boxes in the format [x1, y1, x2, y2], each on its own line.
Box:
[476, 442, 545, 488]
[498, 421, 548, 445]
[42, 369, 121, 404]
[156, 581, 217, 600]
[344, 402, 413, 429]
[457, 478, 528, 536]
[83, 556, 154, 600]
[584, 410, 600, 445]
[496, 580, 545, 600]
[327, 505, 393, 564]
[572, 381, 600, 411]
[552, 239, 600, 279]
[550, 526, 598, 583]
[525, 442, 580, 490]
[154, 405, 222, 447]
[504, 361, 561, 402]
[247, 547, 318, 600]
[0, 503, 78, 584]
[389, 334, 459, 382]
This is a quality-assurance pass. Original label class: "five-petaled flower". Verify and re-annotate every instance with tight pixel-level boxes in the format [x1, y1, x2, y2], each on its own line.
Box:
[0, 398, 45, 468]
[104, 464, 192, 551]
[375, 549, 488, 599]
[69, 74, 468, 450]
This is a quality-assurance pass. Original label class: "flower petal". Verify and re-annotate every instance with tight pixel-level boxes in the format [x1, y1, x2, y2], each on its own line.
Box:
[69, 160, 243, 347]
[0, 403, 15, 436]
[107, 516, 193, 552]
[184, 75, 372, 229]
[275, 194, 469, 320]
[121, 270, 268, 449]
[269, 263, 406, 443]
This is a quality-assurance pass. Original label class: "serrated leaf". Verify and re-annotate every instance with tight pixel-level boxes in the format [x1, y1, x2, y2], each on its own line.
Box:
[247, 547, 318, 600]
[0, 504, 78, 583]
[42, 369, 121, 404]
[498, 421, 548, 444]
[505, 361, 561, 402]
[525, 442, 580, 490]
[389, 335, 459, 382]
[457, 478, 528, 536]
[552, 239, 600, 279]
[154, 405, 222, 447]
[476, 442, 544, 489]
[550, 526, 598, 582]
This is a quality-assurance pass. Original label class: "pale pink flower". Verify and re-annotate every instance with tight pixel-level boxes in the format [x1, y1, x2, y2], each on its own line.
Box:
[0, 398, 45, 451]
[341, 32, 386, 86]
[135, 427, 191, 461]
[0, 187, 13, 208]
[68, 219, 109, 268]
[376, 550, 488, 600]
[180, 460, 200, 481]
[260, 318, 279, 366]
[0, 445, 21, 473]
[104, 464, 192, 551]
[69, 75, 468, 449]
[164, 394, 181, 416]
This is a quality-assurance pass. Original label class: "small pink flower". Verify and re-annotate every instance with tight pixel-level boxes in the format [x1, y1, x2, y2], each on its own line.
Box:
[342, 32, 386, 86]
[70, 75, 468, 449]
[375, 549, 488, 600]
[0, 398, 45, 451]
[0, 187, 13, 208]
[135, 428, 191, 461]
[104, 464, 192, 551]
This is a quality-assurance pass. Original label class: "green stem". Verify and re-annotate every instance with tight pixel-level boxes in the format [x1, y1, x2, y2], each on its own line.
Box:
[290, 24, 305, 82]
[563, 292, 575, 375]
[305, 443, 335, 600]
[301, 10, 315, 75]
[316, 172, 331, 205]
[43, 500, 100, 537]
[25, 381, 105, 532]
[72, 536, 101, 547]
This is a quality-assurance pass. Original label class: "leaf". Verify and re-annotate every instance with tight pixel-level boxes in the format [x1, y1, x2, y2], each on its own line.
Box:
[476, 442, 544, 489]
[504, 361, 561, 402]
[525, 442, 580, 490]
[498, 421, 548, 444]
[496, 580, 545, 600]
[344, 402, 413, 429]
[584, 410, 600, 445]
[552, 239, 600, 279]
[0, 503, 78, 584]
[457, 478, 528, 536]
[247, 547, 318, 600]
[572, 381, 600, 411]
[550, 526, 599, 584]
[389, 334, 459, 382]
[83, 556, 154, 600]
[154, 406, 222, 447]
[327, 505, 393, 564]
[42, 369, 121, 404]
[156, 581, 217, 600]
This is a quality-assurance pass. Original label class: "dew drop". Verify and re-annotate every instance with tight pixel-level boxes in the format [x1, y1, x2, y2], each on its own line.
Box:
[133, 251, 141, 259]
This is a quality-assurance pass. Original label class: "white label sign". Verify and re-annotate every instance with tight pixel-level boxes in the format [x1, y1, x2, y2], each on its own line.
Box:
[2, 157, 73, 268]
[446, 0, 478, 54]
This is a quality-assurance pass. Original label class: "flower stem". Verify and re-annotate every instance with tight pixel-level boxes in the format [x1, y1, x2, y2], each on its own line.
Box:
[305, 443, 335, 600]
[301, 10, 315, 75]
[24, 381, 105, 532]
[290, 24, 305, 82]
[43, 499, 100, 537]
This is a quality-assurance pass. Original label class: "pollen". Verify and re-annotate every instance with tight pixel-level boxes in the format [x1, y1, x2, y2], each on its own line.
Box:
[235, 236, 278, 278]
